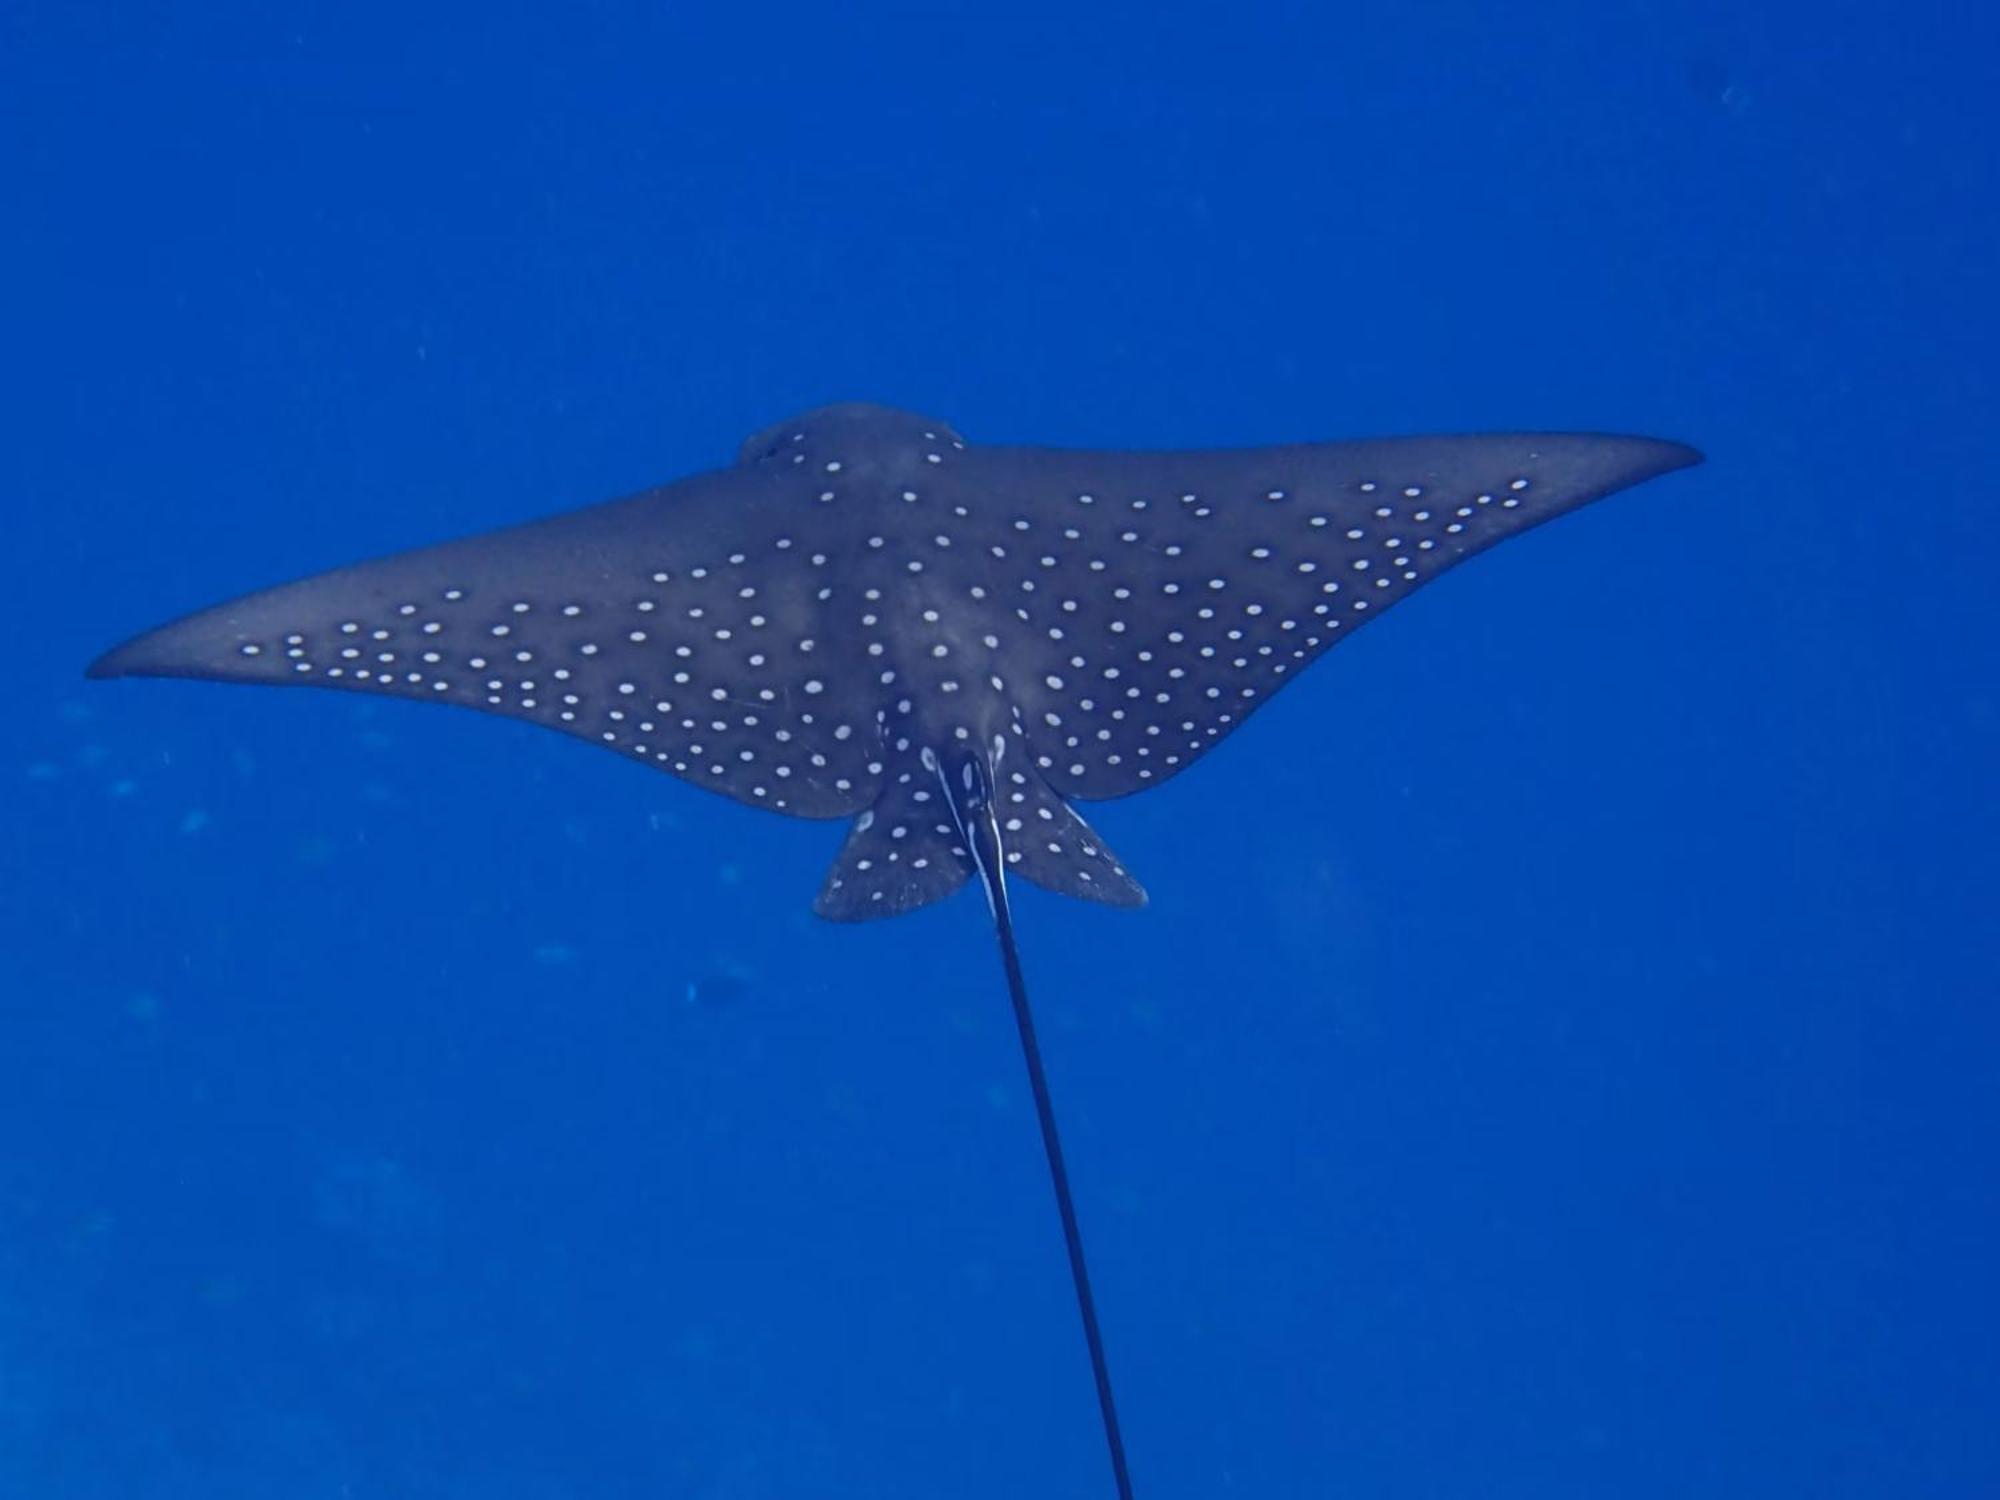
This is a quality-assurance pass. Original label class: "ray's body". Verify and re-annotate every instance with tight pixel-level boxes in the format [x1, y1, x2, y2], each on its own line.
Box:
[92, 402, 1700, 1497]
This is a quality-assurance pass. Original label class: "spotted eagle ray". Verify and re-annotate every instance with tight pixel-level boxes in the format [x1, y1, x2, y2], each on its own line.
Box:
[90, 402, 1700, 1497]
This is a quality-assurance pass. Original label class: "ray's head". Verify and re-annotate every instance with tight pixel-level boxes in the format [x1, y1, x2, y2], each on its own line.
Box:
[735, 402, 966, 472]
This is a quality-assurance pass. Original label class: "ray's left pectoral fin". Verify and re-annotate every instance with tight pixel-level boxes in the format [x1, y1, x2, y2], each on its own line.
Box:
[994, 766, 1146, 909]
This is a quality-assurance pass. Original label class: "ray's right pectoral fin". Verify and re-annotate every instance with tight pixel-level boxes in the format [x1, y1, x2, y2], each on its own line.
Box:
[814, 777, 976, 922]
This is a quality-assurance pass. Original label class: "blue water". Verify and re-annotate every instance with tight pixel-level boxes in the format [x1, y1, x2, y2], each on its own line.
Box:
[5, 4, 1995, 1496]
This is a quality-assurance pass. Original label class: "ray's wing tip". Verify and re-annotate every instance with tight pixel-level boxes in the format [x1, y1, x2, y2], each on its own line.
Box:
[86, 595, 291, 683]
[1590, 433, 1701, 482]
[1643, 436, 1705, 474]
[1533, 431, 1702, 495]
[86, 623, 275, 685]
[86, 629, 204, 682]
[85, 637, 150, 680]
[1524, 431, 1700, 472]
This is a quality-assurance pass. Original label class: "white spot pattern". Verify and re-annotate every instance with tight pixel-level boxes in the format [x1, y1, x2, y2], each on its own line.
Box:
[107, 405, 1685, 917]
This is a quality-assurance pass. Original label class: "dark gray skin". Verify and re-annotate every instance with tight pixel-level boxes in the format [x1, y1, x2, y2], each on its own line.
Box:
[90, 402, 1701, 1500]
[91, 401, 1700, 920]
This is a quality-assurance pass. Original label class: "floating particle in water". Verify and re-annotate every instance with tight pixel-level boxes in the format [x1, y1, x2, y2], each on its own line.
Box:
[684, 963, 752, 1008]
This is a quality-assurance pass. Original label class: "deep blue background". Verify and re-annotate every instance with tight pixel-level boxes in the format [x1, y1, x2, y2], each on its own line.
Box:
[5, 3, 1996, 1496]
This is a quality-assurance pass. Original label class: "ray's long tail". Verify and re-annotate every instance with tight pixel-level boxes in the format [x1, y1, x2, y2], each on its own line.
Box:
[942, 742, 1136, 1500]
